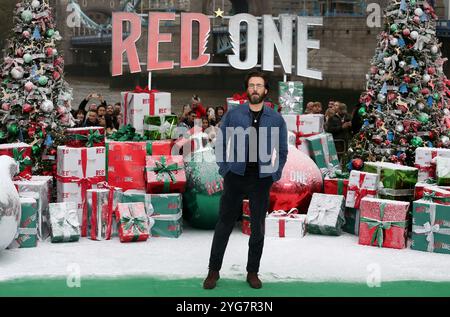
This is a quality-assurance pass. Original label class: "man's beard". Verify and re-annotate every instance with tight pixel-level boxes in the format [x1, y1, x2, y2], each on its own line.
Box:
[248, 91, 267, 105]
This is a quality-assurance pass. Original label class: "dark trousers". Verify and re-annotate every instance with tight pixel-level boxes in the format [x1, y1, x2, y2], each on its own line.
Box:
[208, 170, 273, 273]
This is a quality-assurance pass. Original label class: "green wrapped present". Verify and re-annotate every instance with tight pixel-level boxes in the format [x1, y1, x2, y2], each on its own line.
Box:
[151, 212, 183, 238]
[412, 199, 450, 254]
[14, 197, 39, 248]
[436, 157, 450, 186]
[279, 81, 304, 115]
[343, 207, 360, 235]
[143, 115, 178, 140]
[306, 193, 345, 236]
[49, 202, 80, 243]
[364, 162, 418, 190]
[305, 133, 340, 173]
[122, 190, 182, 216]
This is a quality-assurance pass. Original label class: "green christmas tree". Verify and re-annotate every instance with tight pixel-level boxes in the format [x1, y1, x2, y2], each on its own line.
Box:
[0, 0, 74, 175]
[345, 0, 450, 169]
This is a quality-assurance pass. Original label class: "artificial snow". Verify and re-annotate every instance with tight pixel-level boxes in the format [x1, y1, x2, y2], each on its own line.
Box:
[1, 224, 450, 283]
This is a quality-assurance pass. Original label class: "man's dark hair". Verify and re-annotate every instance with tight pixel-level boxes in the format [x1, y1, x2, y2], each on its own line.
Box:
[189, 110, 197, 116]
[97, 104, 106, 111]
[244, 70, 269, 90]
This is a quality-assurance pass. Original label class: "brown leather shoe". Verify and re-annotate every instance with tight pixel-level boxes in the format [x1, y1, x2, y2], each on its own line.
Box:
[246, 272, 262, 289]
[203, 270, 220, 289]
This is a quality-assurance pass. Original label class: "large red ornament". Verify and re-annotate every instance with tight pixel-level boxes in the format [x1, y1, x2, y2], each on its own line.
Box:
[352, 158, 364, 170]
[269, 146, 322, 213]
[22, 103, 33, 113]
[53, 71, 60, 81]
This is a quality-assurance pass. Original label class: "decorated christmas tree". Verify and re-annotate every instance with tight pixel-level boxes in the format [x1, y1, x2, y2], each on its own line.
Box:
[345, 0, 450, 170]
[0, 0, 74, 175]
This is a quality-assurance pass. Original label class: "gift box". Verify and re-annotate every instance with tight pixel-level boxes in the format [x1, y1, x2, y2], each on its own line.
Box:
[106, 141, 148, 191]
[343, 208, 360, 235]
[14, 177, 52, 240]
[57, 146, 106, 179]
[56, 146, 106, 237]
[65, 127, 105, 148]
[345, 171, 379, 209]
[151, 212, 183, 238]
[0, 143, 32, 178]
[411, 200, 450, 254]
[143, 115, 178, 141]
[49, 202, 81, 243]
[415, 147, 450, 182]
[436, 157, 450, 186]
[421, 186, 450, 205]
[323, 176, 349, 198]
[359, 197, 409, 249]
[122, 190, 182, 216]
[364, 162, 418, 190]
[13, 197, 39, 248]
[226, 93, 248, 111]
[242, 199, 251, 235]
[87, 186, 122, 241]
[266, 209, 306, 238]
[121, 88, 172, 134]
[306, 193, 345, 236]
[283, 114, 323, 136]
[116, 202, 150, 242]
[415, 181, 437, 200]
[147, 140, 176, 155]
[145, 155, 186, 193]
[305, 133, 340, 173]
[279, 81, 304, 115]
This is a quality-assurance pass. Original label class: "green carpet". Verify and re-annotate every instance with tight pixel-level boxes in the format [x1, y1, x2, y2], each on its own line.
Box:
[1, 277, 450, 297]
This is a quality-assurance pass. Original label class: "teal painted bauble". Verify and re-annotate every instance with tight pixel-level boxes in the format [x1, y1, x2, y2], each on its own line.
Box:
[21, 10, 33, 23]
[46, 29, 55, 38]
[38, 76, 48, 86]
[390, 24, 398, 33]
[23, 53, 33, 64]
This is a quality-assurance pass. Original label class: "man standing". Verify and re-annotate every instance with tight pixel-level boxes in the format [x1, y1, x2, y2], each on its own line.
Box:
[203, 71, 288, 289]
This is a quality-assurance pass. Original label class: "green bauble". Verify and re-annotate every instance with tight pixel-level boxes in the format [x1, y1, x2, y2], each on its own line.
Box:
[410, 0, 416, 5]
[183, 134, 223, 229]
[0, 131, 6, 140]
[7, 123, 18, 136]
[21, 10, 33, 23]
[358, 106, 367, 116]
[23, 53, 33, 64]
[38, 76, 48, 86]
[390, 24, 398, 32]
[411, 136, 423, 147]
[37, 131, 44, 139]
[46, 29, 55, 38]
[417, 112, 429, 123]
[433, 93, 440, 100]
[412, 86, 419, 93]
[32, 144, 41, 156]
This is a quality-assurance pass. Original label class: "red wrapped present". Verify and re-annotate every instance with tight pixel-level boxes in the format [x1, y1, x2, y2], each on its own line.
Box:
[147, 140, 175, 155]
[324, 177, 349, 198]
[422, 186, 450, 205]
[116, 202, 150, 242]
[359, 197, 409, 249]
[345, 171, 378, 209]
[414, 181, 438, 200]
[106, 141, 148, 191]
[145, 155, 186, 193]
[0, 143, 33, 179]
[65, 127, 105, 148]
[242, 199, 251, 235]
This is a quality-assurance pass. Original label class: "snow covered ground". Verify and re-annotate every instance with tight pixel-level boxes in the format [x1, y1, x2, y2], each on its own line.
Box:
[1, 225, 450, 283]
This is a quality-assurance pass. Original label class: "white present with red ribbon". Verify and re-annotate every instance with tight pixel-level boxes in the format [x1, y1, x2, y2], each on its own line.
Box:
[56, 146, 106, 237]
[265, 209, 306, 238]
[283, 114, 323, 153]
[415, 147, 450, 182]
[121, 87, 171, 134]
[345, 170, 379, 209]
[57, 146, 106, 179]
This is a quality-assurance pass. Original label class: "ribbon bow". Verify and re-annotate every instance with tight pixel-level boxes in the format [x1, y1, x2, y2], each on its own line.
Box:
[68, 129, 104, 147]
[55, 208, 80, 242]
[12, 147, 32, 174]
[109, 124, 146, 141]
[360, 203, 406, 248]
[133, 85, 159, 95]
[232, 92, 248, 102]
[120, 215, 148, 241]
[348, 173, 377, 209]
[271, 208, 299, 218]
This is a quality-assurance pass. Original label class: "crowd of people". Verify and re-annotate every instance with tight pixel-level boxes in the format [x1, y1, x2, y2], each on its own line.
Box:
[71, 92, 362, 160]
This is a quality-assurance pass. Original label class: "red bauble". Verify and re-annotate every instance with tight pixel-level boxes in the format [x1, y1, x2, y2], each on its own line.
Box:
[403, 76, 411, 83]
[28, 127, 36, 138]
[46, 47, 54, 57]
[428, 67, 436, 75]
[403, 28, 410, 36]
[22, 103, 33, 113]
[49, 149, 57, 156]
[385, 140, 391, 146]
[399, 138, 408, 146]
[352, 158, 364, 170]
[53, 71, 60, 80]
[269, 146, 323, 213]
[413, 16, 420, 24]
[429, 131, 435, 140]
[388, 92, 397, 102]
[421, 88, 430, 95]
[15, 48, 24, 57]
